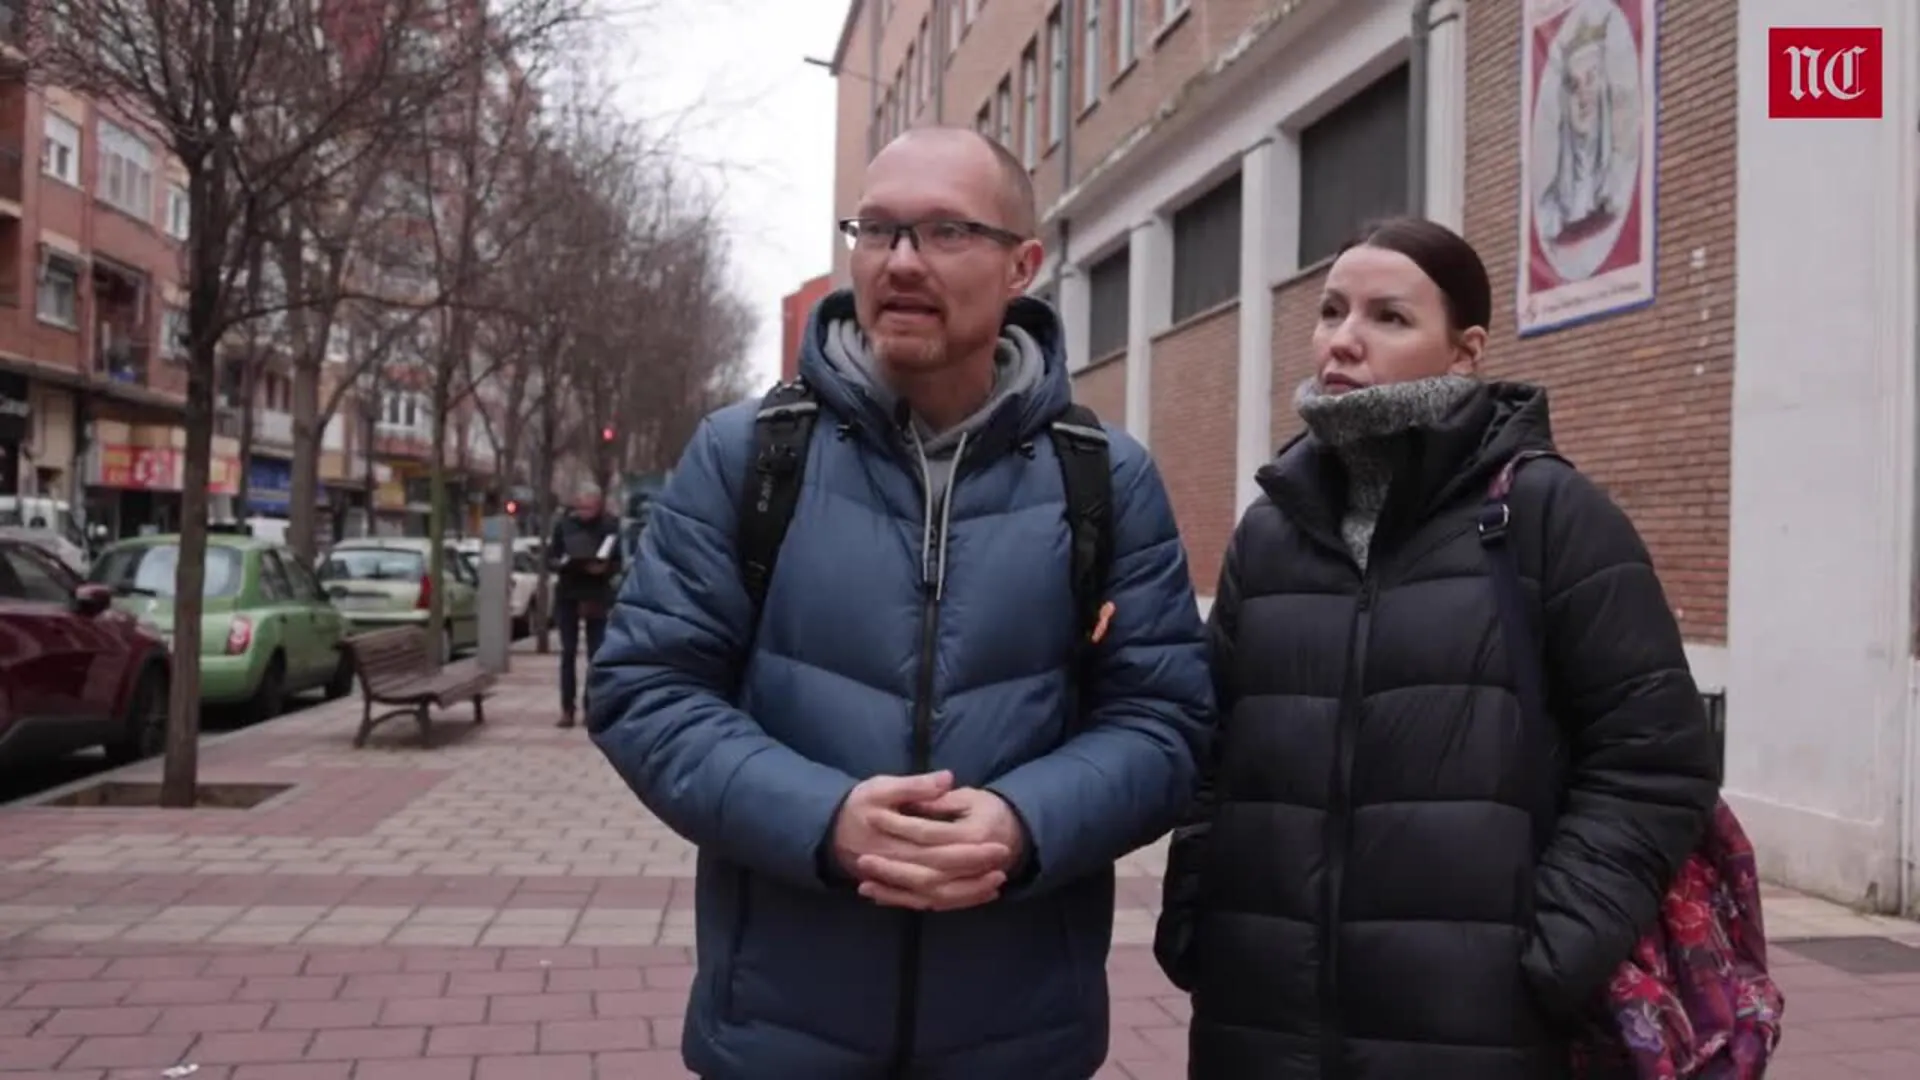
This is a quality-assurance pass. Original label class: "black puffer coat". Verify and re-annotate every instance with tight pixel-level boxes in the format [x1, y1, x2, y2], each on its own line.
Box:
[1155, 381, 1721, 1080]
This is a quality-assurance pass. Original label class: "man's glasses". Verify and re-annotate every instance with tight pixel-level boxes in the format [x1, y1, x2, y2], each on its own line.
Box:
[838, 217, 1026, 255]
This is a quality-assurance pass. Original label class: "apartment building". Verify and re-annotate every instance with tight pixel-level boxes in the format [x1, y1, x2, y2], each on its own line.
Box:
[0, 23, 249, 540]
[829, 0, 1920, 913]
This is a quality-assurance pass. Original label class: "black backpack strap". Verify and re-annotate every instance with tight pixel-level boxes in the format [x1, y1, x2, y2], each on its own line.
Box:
[738, 380, 819, 614]
[1478, 449, 1573, 843]
[1046, 404, 1114, 648]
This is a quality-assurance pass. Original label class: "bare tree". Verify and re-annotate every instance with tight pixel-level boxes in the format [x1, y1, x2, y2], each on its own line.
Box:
[28, 0, 587, 806]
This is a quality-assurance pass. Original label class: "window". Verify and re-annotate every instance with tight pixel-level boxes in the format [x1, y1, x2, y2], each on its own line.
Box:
[1117, 0, 1137, 68]
[97, 120, 153, 219]
[1298, 64, 1411, 265]
[165, 184, 189, 239]
[40, 113, 78, 186]
[36, 255, 78, 328]
[0, 545, 71, 604]
[1020, 44, 1039, 166]
[1081, 0, 1101, 108]
[1046, 8, 1066, 146]
[918, 19, 933, 101]
[162, 306, 188, 357]
[995, 76, 1013, 149]
[975, 100, 992, 136]
[280, 550, 329, 604]
[258, 550, 295, 602]
[949, 0, 964, 54]
[1087, 246, 1130, 359]
[1171, 172, 1243, 322]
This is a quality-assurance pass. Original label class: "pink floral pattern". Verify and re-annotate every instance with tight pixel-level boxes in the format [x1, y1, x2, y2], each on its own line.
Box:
[1569, 801, 1786, 1079]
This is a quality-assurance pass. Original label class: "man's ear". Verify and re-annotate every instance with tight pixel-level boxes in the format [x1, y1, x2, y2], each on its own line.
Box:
[1449, 325, 1487, 376]
[1007, 238, 1044, 296]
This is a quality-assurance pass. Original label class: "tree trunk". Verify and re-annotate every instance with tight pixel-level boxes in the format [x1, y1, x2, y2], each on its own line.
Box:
[234, 355, 255, 516]
[426, 390, 449, 657]
[162, 155, 231, 810]
[288, 357, 321, 557]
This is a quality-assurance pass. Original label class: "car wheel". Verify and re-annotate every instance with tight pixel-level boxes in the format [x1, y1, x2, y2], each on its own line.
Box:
[325, 648, 355, 699]
[103, 665, 168, 766]
[249, 654, 288, 724]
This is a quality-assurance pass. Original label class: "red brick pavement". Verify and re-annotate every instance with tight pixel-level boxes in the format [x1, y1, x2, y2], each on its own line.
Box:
[0, 646, 1913, 1077]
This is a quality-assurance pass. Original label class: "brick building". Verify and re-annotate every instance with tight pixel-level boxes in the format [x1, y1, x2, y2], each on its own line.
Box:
[780, 273, 834, 381]
[829, 0, 1920, 913]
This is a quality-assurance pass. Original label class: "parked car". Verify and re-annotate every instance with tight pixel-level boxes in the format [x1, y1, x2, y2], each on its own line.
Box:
[0, 537, 171, 772]
[453, 538, 548, 636]
[317, 538, 480, 662]
[88, 532, 355, 721]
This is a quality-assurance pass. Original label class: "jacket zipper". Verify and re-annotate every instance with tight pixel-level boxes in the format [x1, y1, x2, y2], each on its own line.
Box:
[889, 432, 967, 1079]
[1318, 577, 1374, 1080]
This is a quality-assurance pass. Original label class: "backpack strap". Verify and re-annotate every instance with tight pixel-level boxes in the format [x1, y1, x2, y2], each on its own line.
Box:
[738, 380, 819, 614]
[1046, 404, 1114, 648]
[1477, 450, 1573, 728]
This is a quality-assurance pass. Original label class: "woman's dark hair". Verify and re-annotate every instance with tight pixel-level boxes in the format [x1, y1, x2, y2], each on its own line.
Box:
[1340, 216, 1492, 333]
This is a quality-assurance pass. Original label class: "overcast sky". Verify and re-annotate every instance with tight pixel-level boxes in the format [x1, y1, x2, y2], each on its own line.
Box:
[606, 0, 847, 392]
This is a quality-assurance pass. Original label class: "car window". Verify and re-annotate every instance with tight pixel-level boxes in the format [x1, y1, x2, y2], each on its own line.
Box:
[449, 549, 477, 584]
[0, 545, 71, 604]
[258, 550, 295, 602]
[279, 551, 329, 604]
[89, 544, 244, 598]
[318, 548, 426, 582]
[511, 551, 540, 574]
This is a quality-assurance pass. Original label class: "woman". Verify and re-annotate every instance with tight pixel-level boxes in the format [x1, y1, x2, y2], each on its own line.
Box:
[1154, 217, 1721, 1080]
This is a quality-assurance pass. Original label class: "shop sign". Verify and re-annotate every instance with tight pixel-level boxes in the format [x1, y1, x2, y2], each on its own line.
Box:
[98, 445, 241, 494]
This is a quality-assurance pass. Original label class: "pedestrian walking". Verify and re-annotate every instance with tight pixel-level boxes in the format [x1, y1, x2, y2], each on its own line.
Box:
[547, 483, 620, 729]
[587, 126, 1213, 1080]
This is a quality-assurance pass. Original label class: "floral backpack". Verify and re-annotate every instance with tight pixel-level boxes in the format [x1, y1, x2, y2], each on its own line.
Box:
[1479, 451, 1786, 1080]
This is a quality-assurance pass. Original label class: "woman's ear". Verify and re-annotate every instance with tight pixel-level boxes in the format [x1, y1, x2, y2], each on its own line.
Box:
[1449, 325, 1488, 376]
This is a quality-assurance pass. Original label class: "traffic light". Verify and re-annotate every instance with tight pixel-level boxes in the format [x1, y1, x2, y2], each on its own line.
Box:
[504, 499, 519, 516]
[600, 425, 615, 443]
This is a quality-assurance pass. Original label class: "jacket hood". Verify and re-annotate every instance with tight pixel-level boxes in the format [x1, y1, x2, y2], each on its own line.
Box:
[795, 289, 1075, 448]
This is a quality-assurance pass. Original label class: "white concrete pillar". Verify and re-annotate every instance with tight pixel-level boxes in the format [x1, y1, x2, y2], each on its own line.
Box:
[1726, 0, 1920, 911]
[1422, 0, 1468, 231]
[1124, 216, 1170, 442]
[1059, 262, 1091, 374]
[1234, 138, 1277, 514]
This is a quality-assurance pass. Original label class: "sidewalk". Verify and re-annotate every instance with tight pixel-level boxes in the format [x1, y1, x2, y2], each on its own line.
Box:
[0, 644, 1911, 1078]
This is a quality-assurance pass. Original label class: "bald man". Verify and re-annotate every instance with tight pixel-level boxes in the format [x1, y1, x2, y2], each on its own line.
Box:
[588, 128, 1213, 1080]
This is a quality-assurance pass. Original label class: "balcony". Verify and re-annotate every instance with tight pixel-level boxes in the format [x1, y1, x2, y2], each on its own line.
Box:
[97, 340, 151, 386]
[256, 408, 293, 447]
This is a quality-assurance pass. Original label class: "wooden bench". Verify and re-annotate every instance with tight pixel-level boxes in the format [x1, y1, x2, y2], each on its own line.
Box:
[342, 627, 495, 748]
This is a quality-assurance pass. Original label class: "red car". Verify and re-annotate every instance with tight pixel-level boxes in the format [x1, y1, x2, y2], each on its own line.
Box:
[0, 537, 171, 771]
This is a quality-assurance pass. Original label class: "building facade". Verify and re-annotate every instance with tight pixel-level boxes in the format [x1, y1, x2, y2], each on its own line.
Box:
[780, 272, 834, 382]
[830, 0, 1920, 912]
[0, 31, 243, 540]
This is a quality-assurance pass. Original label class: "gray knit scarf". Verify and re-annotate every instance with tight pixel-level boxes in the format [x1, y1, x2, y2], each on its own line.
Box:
[1294, 373, 1480, 570]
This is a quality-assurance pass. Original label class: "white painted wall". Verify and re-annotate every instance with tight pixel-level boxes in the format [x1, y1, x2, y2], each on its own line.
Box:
[1727, 0, 1920, 911]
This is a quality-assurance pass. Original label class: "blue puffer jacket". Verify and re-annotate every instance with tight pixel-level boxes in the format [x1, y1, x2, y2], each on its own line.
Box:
[587, 292, 1213, 1080]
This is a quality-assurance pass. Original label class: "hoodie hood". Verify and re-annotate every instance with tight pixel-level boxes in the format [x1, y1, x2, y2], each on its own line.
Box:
[796, 289, 1074, 453]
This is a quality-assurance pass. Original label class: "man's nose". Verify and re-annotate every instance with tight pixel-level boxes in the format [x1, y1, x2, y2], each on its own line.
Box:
[882, 230, 930, 274]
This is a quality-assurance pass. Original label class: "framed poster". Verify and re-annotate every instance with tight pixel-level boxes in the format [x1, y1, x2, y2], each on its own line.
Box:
[1516, 0, 1659, 336]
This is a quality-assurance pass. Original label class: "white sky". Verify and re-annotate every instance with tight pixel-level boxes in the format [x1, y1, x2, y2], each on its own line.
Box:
[607, 0, 848, 392]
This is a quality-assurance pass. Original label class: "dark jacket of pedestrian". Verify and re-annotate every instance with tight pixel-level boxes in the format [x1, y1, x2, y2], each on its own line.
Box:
[1155, 217, 1721, 1080]
[547, 510, 620, 606]
[588, 291, 1213, 1080]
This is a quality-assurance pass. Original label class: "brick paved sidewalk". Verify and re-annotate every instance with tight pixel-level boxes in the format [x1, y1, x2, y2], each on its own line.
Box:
[0, 642, 1916, 1078]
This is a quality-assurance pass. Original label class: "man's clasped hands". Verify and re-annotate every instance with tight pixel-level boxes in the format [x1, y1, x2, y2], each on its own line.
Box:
[829, 770, 1028, 912]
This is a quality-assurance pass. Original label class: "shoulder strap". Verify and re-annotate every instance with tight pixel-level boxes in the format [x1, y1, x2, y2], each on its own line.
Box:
[1478, 449, 1573, 731]
[738, 380, 819, 615]
[1046, 404, 1114, 646]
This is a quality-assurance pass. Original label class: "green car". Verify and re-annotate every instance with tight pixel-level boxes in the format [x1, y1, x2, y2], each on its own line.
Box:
[316, 538, 480, 662]
[88, 533, 355, 720]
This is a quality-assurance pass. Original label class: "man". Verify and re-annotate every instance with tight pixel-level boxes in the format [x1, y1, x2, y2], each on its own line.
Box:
[547, 483, 620, 728]
[587, 127, 1213, 1080]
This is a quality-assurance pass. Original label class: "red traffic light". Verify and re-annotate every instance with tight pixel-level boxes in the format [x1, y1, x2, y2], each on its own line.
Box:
[504, 499, 519, 515]
[600, 426, 615, 442]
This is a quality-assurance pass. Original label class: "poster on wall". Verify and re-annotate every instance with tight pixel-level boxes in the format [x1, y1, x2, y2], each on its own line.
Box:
[1516, 0, 1658, 336]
